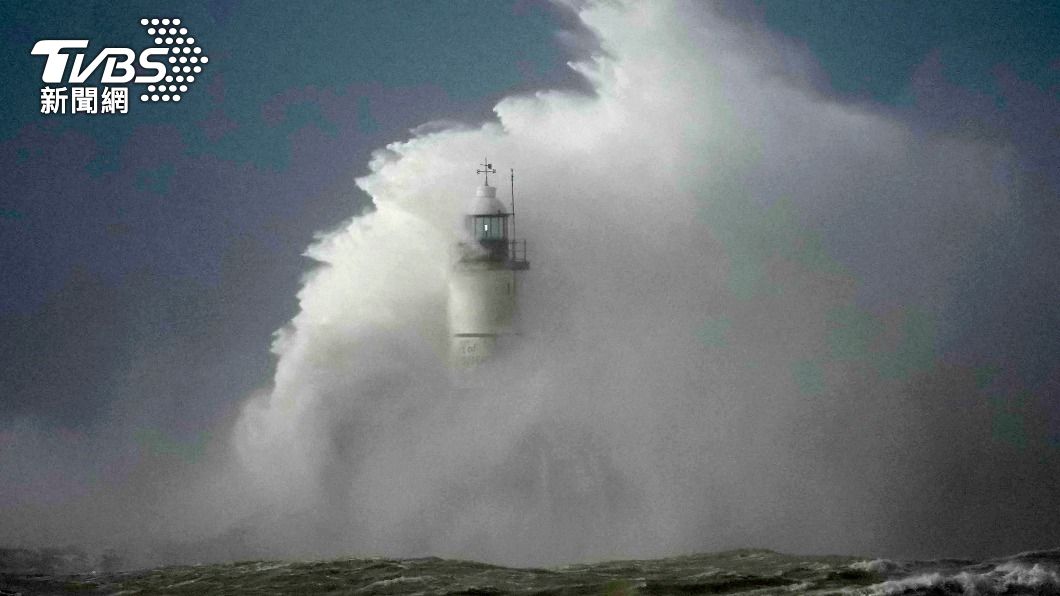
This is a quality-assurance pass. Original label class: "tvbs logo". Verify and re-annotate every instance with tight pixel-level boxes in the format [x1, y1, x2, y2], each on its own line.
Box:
[31, 18, 208, 114]
[31, 40, 168, 84]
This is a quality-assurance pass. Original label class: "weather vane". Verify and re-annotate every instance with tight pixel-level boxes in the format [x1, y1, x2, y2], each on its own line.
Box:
[477, 157, 496, 186]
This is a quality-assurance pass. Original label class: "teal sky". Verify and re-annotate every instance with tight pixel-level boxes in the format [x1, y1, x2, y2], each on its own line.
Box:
[756, 0, 1059, 102]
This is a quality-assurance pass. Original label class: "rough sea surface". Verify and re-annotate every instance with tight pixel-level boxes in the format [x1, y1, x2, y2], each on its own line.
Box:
[3, 548, 1059, 595]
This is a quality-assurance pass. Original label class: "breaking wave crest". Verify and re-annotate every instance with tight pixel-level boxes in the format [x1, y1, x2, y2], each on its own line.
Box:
[853, 549, 1060, 596]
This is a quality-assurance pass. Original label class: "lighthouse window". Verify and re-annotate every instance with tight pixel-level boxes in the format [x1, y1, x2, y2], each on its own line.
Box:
[474, 216, 506, 241]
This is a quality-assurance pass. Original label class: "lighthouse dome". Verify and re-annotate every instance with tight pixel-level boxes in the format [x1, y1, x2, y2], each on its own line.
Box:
[467, 185, 508, 215]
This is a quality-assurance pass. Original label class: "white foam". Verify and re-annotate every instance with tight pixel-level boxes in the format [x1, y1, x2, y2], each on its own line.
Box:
[857, 562, 1060, 595]
[850, 559, 904, 575]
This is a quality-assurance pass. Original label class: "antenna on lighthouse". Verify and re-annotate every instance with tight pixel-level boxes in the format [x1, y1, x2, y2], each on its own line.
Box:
[476, 158, 496, 186]
[510, 168, 516, 240]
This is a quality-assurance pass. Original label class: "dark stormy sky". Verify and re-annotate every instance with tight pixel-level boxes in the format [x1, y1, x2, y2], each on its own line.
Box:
[2, 0, 579, 426]
[1, 0, 1059, 563]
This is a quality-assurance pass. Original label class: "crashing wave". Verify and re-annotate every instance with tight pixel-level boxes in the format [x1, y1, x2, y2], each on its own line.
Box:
[853, 550, 1060, 595]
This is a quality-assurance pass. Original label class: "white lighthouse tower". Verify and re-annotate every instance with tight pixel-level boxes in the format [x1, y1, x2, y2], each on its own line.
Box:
[448, 159, 529, 368]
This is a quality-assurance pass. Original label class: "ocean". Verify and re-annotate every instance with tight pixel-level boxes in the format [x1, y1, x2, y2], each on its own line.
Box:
[3, 547, 1059, 595]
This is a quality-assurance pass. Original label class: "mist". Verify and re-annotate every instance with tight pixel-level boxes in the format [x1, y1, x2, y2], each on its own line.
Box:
[4, 0, 1058, 569]
[226, 0, 1052, 565]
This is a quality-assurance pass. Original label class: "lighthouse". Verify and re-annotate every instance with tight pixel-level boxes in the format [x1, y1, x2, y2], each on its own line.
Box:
[448, 159, 529, 368]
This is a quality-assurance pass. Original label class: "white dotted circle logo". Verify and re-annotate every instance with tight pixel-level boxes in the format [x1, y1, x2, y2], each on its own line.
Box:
[138, 18, 208, 103]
